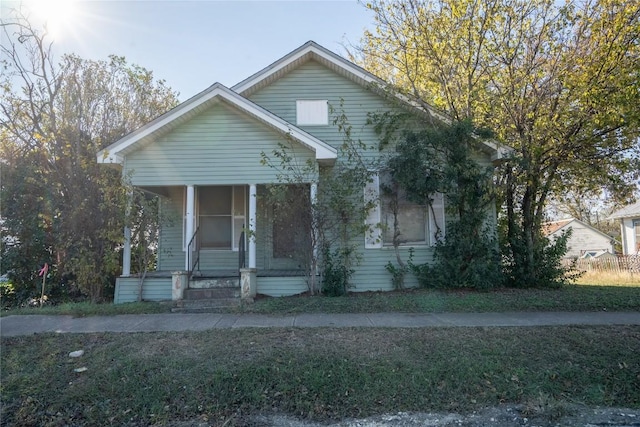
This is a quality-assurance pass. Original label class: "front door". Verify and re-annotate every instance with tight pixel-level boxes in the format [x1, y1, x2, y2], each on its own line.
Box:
[197, 186, 246, 251]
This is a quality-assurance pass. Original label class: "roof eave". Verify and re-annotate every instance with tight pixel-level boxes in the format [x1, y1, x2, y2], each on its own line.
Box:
[97, 150, 123, 165]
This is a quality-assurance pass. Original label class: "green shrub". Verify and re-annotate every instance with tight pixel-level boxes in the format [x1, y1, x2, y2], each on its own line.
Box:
[501, 227, 577, 288]
[321, 248, 353, 297]
[411, 219, 502, 290]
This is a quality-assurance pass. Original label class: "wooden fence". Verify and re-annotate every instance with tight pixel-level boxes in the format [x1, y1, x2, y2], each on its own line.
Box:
[565, 255, 640, 273]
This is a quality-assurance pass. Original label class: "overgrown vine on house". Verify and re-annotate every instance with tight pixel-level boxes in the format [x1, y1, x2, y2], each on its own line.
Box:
[260, 101, 379, 295]
[377, 118, 504, 289]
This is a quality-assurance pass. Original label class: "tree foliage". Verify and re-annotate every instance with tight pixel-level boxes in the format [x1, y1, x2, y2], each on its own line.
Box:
[0, 9, 178, 302]
[358, 0, 640, 286]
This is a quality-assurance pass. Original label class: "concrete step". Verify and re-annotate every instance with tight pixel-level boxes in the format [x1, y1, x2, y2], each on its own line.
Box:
[189, 277, 239, 288]
[184, 287, 239, 300]
[172, 298, 240, 313]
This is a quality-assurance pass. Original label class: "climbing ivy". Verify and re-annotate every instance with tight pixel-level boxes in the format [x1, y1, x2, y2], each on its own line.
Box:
[382, 119, 503, 289]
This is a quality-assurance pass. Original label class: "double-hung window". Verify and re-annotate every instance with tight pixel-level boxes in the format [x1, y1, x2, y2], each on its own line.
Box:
[364, 172, 445, 248]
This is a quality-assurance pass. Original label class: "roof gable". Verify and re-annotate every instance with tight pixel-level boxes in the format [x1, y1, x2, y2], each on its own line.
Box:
[542, 219, 573, 236]
[98, 41, 509, 167]
[543, 218, 615, 242]
[232, 41, 510, 161]
[97, 83, 337, 165]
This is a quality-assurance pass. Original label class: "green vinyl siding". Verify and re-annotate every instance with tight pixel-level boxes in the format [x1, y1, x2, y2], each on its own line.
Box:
[257, 276, 307, 297]
[124, 102, 316, 186]
[350, 246, 434, 292]
[114, 277, 172, 304]
[248, 60, 392, 157]
[157, 188, 185, 272]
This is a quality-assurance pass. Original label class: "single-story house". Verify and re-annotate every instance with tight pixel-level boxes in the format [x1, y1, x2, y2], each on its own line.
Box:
[97, 41, 507, 304]
[608, 201, 640, 255]
[543, 218, 616, 259]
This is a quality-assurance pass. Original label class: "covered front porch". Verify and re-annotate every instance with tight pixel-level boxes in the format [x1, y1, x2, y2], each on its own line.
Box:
[114, 183, 317, 304]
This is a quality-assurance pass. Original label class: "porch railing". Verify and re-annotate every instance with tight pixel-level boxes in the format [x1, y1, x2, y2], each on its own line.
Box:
[187, 226, 201, 278]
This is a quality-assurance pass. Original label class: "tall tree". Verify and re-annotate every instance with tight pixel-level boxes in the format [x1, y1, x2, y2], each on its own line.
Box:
[358, 0, 640, 285]
[0, 8, 179, 302]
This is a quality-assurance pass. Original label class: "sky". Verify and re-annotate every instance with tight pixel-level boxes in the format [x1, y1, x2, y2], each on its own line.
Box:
[1, 0, 376, 101]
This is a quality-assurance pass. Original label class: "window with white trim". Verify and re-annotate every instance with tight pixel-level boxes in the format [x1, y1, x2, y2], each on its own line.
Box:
[364, 172, 445, 248]
[634, 219, 640, 252]
[296, 100, 328, 125]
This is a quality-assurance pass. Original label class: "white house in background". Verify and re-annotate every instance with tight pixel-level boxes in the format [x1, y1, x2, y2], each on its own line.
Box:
[543, 218, 616, 259]
[608, 201, 640, 255]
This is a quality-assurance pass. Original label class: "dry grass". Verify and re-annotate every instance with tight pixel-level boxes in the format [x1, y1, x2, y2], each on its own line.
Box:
[574, 270, 640, 286]
[2, 327, 639, 426]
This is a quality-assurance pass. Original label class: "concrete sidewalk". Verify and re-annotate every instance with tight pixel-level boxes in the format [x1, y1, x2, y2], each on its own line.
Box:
[1, 311, 640, 337]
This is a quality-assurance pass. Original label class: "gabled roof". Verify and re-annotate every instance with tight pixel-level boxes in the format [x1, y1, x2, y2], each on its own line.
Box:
[233, 41, 510, 161]
[97, 82, 337, 164]
[608, 201, 640, 220]
[543, 218, 616, 242]
[542, 219, 573, 236]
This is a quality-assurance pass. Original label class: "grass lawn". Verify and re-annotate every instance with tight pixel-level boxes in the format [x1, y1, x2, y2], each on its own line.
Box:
[2, 326, 639, 426]
[2, 283, 640, 317]
[244, 284, 640, 314]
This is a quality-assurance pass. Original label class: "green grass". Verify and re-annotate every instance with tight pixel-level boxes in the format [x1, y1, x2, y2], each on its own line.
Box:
[2, 326, 639, 425]
[0, 301, 172, 317]
[3, 284, 639, 317]
[244, 284, 640, 314]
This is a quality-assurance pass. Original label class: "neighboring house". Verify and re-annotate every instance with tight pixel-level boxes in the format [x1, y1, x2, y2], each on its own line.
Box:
[543, 218, 616, 259]
[97, 41, 507, 304]
[608, 201, 640, 255]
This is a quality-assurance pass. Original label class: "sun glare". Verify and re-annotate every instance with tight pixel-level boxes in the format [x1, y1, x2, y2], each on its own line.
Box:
[28, 0, 77, 39]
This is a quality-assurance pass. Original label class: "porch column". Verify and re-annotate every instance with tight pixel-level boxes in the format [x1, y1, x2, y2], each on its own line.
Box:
[122, 226, 131, 277]
[249, 184, 257, 269]
[122, 189, 133, 277]
[310, 182, 318, 269]
[185, 185, 195, 271]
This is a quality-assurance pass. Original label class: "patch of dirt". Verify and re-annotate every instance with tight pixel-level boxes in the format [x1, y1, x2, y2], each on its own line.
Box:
[168, 405, 640, 426]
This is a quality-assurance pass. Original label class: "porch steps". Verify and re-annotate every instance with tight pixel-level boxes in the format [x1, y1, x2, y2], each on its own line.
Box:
[172, 298, 240, 313]
[172, 276, 241, 313]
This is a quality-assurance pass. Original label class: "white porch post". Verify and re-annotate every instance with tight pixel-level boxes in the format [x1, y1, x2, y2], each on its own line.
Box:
[122, 226, 132, 277]
[310, 182, 318, 267]
[249, 184, 257, 269]
[185, 185, 195, 271]
[122, 189, 133, 277]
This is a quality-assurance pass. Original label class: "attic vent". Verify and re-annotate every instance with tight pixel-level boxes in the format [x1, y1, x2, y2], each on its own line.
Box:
[296, 100, 328, 125]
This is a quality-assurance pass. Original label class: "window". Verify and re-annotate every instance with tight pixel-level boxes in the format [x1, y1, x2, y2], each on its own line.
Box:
[364, 173, 445, 248]
[197, 186, 246, 250]
[382, 184, 427, 245]
[296, 100, 328, 125]
[272, 185, 311, 258]
[634, 219, 640, 252]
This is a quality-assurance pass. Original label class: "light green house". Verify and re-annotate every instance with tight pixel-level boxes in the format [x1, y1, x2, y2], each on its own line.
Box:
[98, 41, 506, 304]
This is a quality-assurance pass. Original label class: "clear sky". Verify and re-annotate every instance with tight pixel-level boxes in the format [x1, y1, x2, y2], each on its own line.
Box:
[1, 0, 375, 101]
